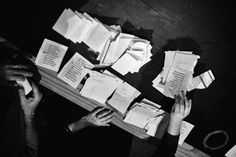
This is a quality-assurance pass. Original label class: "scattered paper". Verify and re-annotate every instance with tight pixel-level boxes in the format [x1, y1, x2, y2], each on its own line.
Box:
[35, 38, 68, 72]
[17, 78, 32, 95]
[188, 70, 215, 91]
[108, 82, 141, 114]
[153, 51, 202, 98]
[124, 103, 164, 131]
[145, 115, 164, 136]
[58, 52, 94, 89]
[80, 71, 123, 104]
[178, 121, 194, 145]
[112, 53, 140, 75]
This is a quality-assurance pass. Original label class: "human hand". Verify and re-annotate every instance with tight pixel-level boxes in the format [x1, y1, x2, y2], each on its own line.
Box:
[170, 91, 192, 122]
[18, 81, 42, 116]
[167, 91, 192, 135]
[84, 107, 115, 127]
[0, 60, 33, 86]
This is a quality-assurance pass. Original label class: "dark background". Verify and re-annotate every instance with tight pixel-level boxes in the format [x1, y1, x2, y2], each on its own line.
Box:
[0, 0, 234, 156]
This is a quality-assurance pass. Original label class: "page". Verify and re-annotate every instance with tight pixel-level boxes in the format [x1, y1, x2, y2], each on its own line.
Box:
[163, 51, 193, 81]
[103, 33, 134, 64]
[124, 103, 163, 129]
[80, 71, 123, 104]
[70, 11, 94, 43]
[17, 78, 32, 95]
[188, 70, 215, 91]
[83, 22, 111, 53]
[35, 38, 68, 72]
[52, 8, 82, 39]
[164, 67, 192, 98]
[145, 115, 164, 136]
[152, 70, 165, 94]
[123, 104, 150, 128]
[112, 53, 139, 75]
[58, 52, 94, 89]
[178, 121, 194, 145]
[172, 52, 200, 72]
[108, 82, 141, 114]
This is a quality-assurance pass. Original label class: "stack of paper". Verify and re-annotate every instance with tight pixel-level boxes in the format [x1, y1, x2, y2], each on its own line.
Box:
[35, 38, 68, 72]
[79, 70, 123, 104]
[124, 100, 164, 136]
[107, 82, 141, 114]
[152, 51, 200, 98]
[111, 37, 152, 75]
[58, 52, 94, 89]
[52, 8, 112, 53]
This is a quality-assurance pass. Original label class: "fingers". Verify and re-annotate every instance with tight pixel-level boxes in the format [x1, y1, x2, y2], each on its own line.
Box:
[96, 108, 113, 118]
[18, 87, 27, 105]
[31, 82, 42, 102]
[99, 110, 115, 122]
[91, 107, 106, 117]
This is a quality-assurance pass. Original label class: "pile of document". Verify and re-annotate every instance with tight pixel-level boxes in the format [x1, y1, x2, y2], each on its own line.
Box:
[52, 8, 113, 53]
[52, 8, 153, 75]
[152, 50, 214, 99]
[124, 99, 164, 136]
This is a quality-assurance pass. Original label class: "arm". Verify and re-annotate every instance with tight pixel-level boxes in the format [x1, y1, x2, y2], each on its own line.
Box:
[18, 82, 42, 157]
[67, 107, 115, 133]
[154, 92, 192, 157]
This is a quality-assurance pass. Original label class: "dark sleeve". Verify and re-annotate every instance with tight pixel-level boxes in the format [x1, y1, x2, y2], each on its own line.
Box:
[152, 132, 179, 157]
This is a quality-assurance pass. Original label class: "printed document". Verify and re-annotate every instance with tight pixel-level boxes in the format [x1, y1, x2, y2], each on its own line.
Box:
[58, 52, 94, 89]
[35, 38, 68, 72]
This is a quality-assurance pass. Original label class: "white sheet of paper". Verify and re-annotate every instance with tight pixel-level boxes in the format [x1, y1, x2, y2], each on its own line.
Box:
[124, 103, 163, 129]
[225, 145, 236, 157]
[163, 51, 194, 81]
[188, 70, 215, 91]
[178, 121, 194, 145]
[52, 8, 82, 39]
[108, 82, 141, 114]
[35, 38, 68, 72]
[103, 33, 134, 64]
[83, 22, 111, 53]
[141, 98, 161, 109]
[172, 52, 200, 72]
[58, 52, 94, 88]
[17, 78, 32, 95]
[112, 53, 139, 75]
[145, 115, 164, 136]
[69, 12, 93, 43]
[164, 67, 192, 99]
[80, 71, 123, 104]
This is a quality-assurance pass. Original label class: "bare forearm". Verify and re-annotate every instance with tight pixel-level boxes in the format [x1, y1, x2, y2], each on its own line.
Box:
[167, 118, 183, 136]
[24, 114, 38, 157]
[68, 116, 90, 133]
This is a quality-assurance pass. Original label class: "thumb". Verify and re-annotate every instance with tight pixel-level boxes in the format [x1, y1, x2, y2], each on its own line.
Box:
[18, 88, 27, 105]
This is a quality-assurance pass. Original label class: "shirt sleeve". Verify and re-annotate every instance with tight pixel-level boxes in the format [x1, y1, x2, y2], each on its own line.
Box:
[152, 132, 179, 157]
